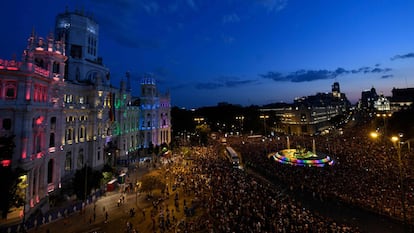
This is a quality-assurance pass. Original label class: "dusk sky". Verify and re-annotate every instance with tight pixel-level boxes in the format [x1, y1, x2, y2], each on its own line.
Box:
[2, 0, 414, 108]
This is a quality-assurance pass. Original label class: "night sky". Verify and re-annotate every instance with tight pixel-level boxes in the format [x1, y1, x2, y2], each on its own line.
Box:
[2, 0, 414, 108]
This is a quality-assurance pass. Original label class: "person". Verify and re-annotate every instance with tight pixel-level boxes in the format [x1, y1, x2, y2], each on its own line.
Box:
[105, 211, 109, 223]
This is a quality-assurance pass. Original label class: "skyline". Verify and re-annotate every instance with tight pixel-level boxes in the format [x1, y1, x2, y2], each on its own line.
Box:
[1, 0, 414, 108]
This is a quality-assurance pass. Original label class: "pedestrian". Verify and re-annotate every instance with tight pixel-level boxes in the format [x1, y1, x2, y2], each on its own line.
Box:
[105, 211, 109, 223]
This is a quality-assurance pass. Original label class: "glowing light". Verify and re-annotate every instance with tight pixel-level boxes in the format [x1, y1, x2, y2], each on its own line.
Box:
[35, 116, 44, 125]
[391, 136, 399, 143]
[370, 132, 379, 139]
[271, 149, 334, 167]
[1, 160, 11, 167]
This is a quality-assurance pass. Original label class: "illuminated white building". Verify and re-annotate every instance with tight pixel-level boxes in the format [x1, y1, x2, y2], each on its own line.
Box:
[0, 9, 171, 220]
[55, 9, 114, 181]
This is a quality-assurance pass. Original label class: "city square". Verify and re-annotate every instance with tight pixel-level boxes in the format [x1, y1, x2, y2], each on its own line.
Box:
[1, 2, 414, 233]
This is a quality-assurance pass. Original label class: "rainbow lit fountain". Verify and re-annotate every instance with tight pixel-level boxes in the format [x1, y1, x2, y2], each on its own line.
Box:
[269, 137, 334, 167]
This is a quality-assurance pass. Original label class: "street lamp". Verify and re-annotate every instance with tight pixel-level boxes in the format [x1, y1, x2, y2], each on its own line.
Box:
[391, 136, 408, 231]
[194, 117, 204, 124]
[376, 112, 392, 139]
[260, 115, 269, 137]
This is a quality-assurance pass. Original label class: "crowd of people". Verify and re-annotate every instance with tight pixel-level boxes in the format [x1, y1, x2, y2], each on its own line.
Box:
[230, 115, 414, 228]
[164, 145, 361, 232]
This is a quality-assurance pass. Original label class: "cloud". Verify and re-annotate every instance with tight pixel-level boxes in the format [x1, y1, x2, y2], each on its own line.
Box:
[259, 71, 285, 81]
[371, 67, 392, 73]
[222, 13, 240, 24]
[256, 0, 288, 12]
[391, 53, 414, 60]
[225, 79, 257, 87]
[381, 74, 394, 79]
[261, 66, 392, 83]
[195, 76, 258, 90]
[286, 70, 335, 82]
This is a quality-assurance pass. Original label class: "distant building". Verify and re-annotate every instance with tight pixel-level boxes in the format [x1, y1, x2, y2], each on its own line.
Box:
[374, 93, 391, 112]
[261, 82, 349, 135]
[137, 74, 171, 148]
[0, 9, 171, 220]
[359, 86, 378, 111]
[390, 87, 414, 111]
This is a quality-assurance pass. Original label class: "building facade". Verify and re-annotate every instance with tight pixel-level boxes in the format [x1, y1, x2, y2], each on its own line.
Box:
[138, 74, 171, 149]
[0, 32, 67, 216]
[261, 82, 349, 135]
[0, 9, 171, 220]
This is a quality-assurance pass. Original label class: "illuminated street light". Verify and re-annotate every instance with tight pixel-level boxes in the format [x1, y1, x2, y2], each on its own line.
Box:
[376, 112, 392, 139]
[194, 117, 204, 124]
[370, 132, 379, 139]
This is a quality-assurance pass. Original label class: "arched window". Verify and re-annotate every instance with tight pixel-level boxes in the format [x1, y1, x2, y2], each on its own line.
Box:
[77, 149, 84, 168]
[66, 128, 73, 143]
[52, 61, 60, 74]
[5, 82, 17, 99]
[47, 159, 54, 183]
[35, 133, 42, 153]
[79, 126, 85, 142]
[34, 58, 44, 68]
[65, 152, 72, 171]
[49, 132, 55, 148]
[50, 117, 56, 130]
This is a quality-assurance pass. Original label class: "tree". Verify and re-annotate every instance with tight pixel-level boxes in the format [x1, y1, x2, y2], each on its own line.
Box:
[0, 166, 25, 219]
[101, 164, 114, 186]
[195, 124, 211, 146]
[139, 174, 165, 196]
[0, 135, 25, 219]
[72, 166, 103, 200]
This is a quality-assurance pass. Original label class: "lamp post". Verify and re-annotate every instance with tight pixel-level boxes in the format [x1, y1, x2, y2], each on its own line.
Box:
[391, 136, 408, 231]
[376, 112, 392, 140]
